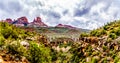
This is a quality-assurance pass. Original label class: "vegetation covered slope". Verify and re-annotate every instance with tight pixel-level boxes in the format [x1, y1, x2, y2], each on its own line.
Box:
[1, 20, 120, 63]
[76, 20, 120, 62]
[0, 22, 52, 63]
[90, 20, 120, 39]
[35, 27, 89, 33]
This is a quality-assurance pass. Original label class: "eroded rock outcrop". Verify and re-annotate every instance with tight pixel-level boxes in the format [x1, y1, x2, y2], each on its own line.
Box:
[29, 17, 48, 27]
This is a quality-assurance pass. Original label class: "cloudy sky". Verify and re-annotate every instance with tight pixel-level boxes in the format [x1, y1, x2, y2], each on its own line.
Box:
[0, 0, 120, 29]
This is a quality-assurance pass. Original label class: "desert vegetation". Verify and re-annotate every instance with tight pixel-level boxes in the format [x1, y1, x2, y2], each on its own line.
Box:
[1, 20, 120, 63]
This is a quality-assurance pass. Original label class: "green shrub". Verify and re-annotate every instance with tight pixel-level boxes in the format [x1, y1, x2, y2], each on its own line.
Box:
[11, 30, 18, 39]
[102, 45, 108, 51]
[115, 28, 120, 36]
[114, 56, 119, 63]
[1, 26, 13, 39]
[50, 49, 58, 61]
[109, 33, 117, 39]
[103, 25, 110, 30]
[92, 29, 107, 37]
[110, 29, 116, 33]
[57, 52, 71, 63]
[70, 46, 85, 63]
[7, 41, 27, 56]
[80, 33, 89, 38]
[106, 38, 112, 43]
[90, 30, 97, 36]
[27, 42, 51, 63]
[100, 29, 107, 35]
[0, 23, 18, 39]
[0, 34, 5, 47]
[101, 58, 107, 63]
[91, 58, 98, 63]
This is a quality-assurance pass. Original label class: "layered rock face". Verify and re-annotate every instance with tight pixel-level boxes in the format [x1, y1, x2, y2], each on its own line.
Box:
[2, 17, 76, 29]
[29, 17, 48, 27]
[5, 18, 13, 24]
[5, 16, 48, 27]
[11, 16, 29, 26]
[17, 17, 29, 24]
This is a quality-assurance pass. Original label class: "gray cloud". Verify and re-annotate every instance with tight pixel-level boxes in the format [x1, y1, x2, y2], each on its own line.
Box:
[0, 1, 22, 13]
[8, 1, 22, 12]
[63, 10, 68, 15]
[74, 8, 89, 16]
[48, 11, 61, 19]
[0, 0, 120, 30]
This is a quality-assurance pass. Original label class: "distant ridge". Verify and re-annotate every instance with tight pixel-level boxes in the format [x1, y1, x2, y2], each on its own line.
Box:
[55, 24, 76, 29]
[2, 16, 77, 29]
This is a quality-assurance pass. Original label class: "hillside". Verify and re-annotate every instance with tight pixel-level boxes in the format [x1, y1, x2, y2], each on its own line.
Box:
[77, 20, 120, 62]
[33, 27, 89, 43]
[35, 27, 89, 33]
[90, 20, 120, 39]
[0, 22, 52, 63]
[1, 20, 120, 63]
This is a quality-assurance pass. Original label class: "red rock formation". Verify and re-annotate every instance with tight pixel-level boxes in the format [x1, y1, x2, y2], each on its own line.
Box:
[56, 24, 75, 29]
[56, 24, 64, 27]
[30, 17, 48, 27]
[17, 16, 28, 24]
[34, 17, 42, 23]
[5, 18, 12, 23]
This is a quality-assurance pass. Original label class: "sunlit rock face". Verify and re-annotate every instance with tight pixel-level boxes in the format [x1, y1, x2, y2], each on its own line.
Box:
[11, 16, 29, 26]
[5, 18, 13, 24]
[3, 17, 75, 28]
[33, 17, 42, 23]
[17, 16, 29, 24]
[29, 17, 48, 27]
